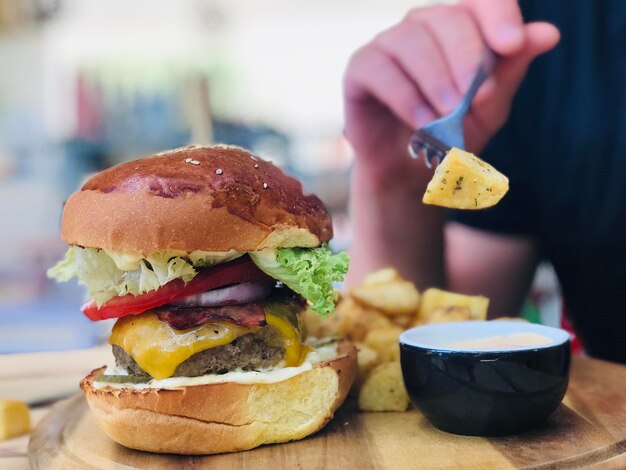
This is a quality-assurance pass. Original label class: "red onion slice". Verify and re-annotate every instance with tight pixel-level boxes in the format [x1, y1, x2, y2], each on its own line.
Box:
[171, 281, 274, 307]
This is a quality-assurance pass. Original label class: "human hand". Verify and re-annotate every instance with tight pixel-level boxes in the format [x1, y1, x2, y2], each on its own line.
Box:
[343, 0, 559, 187]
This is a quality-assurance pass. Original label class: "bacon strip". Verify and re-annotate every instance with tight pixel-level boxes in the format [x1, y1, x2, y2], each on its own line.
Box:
[154, 303, 267, 330]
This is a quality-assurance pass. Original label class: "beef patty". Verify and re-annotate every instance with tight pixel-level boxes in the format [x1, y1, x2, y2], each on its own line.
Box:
[113, 327, 285, 377]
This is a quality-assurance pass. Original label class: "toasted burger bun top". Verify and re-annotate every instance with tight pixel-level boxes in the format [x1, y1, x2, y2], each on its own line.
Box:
[61, 145, 332, 254]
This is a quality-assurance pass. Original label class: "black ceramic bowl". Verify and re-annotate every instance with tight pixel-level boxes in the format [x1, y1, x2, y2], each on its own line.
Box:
[400, 321, 570, 437]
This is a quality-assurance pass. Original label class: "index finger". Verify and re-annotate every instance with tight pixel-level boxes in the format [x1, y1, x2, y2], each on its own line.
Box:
[460, 0, 524, 55]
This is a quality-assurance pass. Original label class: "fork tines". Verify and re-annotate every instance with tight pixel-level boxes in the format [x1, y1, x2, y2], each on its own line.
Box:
[408, 129, 451, 168]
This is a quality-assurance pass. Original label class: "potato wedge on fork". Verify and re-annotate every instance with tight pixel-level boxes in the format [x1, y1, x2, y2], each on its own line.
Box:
[423, 147, 509, 209]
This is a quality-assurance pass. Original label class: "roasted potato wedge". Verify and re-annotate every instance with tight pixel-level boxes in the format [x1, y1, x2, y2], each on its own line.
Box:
[423, 306, 473, 324]
[353, 342, 380, 391]
[423, 147, 509, 209]
[363, 268, 403, 286]
[391, 314, 413, 328]
[363, 326, 403, 363]
[417, 287, 489, 324]
[358, 362, 410, 412]
[332, 296, 398, 342]
[350, 281, 420, 316]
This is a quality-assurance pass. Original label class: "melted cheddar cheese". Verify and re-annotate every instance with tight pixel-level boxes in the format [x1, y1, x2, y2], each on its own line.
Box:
[110, 314, 255, 379]
[109, 303, 307, 380]
[266, 311, 310, 366]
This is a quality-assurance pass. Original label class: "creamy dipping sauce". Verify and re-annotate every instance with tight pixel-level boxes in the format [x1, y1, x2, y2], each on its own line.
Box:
[446, 333, 553, 350]
[93, 343, 338, 390]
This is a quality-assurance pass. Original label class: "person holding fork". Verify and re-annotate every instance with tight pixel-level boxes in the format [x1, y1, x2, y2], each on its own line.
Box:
[343, 0, 626, 362]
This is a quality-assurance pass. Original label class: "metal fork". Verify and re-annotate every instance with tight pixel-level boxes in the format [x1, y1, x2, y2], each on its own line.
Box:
[408, 50, 496, 167]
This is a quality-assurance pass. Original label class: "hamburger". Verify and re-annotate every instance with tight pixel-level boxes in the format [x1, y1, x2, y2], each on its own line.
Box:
[48, 144, 357, 455]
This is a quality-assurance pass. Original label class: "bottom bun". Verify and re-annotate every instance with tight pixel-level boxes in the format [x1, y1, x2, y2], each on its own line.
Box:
[80, 340, 357, 455]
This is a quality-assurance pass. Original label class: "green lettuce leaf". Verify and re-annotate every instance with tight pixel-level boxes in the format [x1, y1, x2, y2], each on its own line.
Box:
[47, 247, 197, 306]
[249, 245, 349, 315]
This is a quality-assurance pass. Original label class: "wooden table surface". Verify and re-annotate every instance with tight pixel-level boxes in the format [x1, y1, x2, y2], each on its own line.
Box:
[0, 345, 112, 470]
[4, 348, 626, 469]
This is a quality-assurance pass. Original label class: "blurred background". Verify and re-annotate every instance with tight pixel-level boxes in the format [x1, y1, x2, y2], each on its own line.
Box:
[0, 0, 435, 353]
[0, 0, 561, 354]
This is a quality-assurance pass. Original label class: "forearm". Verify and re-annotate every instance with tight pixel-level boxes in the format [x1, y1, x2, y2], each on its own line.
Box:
[346, 159, 447, 290]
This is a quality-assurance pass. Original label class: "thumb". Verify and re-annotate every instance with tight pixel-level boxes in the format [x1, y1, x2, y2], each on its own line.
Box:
[491, 22, 560, 102]
[473, 22, 559, 130]
[465, 22, 559, 151]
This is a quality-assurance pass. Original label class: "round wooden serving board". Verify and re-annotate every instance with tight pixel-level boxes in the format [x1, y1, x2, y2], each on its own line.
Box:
[28, 357, 626, 470]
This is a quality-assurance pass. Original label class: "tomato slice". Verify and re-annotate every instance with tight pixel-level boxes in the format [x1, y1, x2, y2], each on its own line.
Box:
[82, 256, 273, 321]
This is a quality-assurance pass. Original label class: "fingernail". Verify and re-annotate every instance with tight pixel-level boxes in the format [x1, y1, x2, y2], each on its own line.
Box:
[497, 24, 524, 49]
[414, 106, 435, 127]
